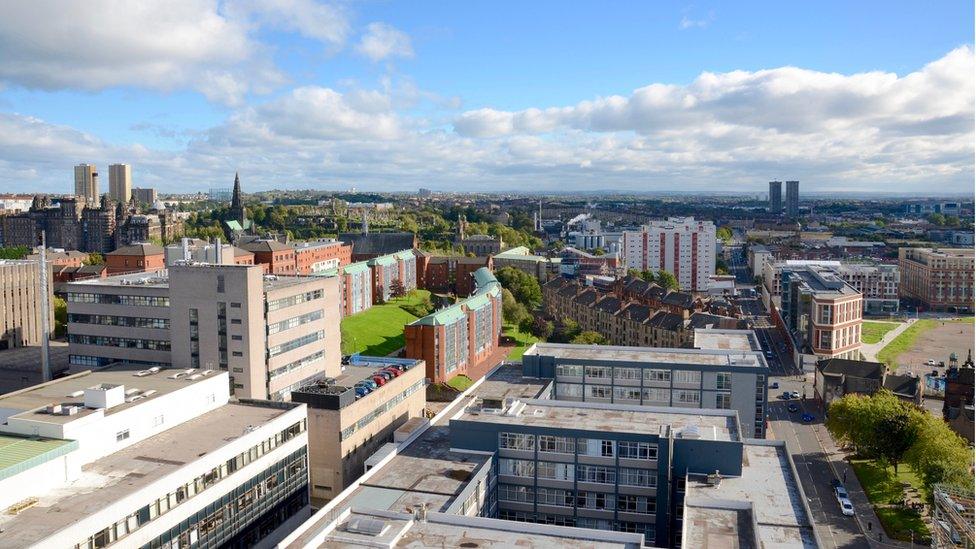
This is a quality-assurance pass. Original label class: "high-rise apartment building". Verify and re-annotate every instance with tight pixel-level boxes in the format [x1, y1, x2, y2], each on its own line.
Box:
[74, 164, 99, 204]
[621, 217, 716, 291]
[0, 367, 310, 548]
[64, 264, 342, 401]
[132, 187, 158, 204]
[785, 180, 799, 218]
[108, 163, 131, 203]
[898, 247, 975, 312]
[768, 180, 782, 214]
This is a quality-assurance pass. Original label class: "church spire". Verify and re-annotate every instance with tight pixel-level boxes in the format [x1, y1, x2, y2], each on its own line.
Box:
[231, 172, 243, 210]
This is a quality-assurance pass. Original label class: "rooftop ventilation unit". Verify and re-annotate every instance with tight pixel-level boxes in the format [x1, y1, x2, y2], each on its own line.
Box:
[45, 404, 62, 414]
[346, 517, 388, 536]
[680, 425, 701, 439]
[60, 405, 80, 416]
[187, 374, 204, 381]
[142, 390, 158, 397]
[66, 390, 84, 398]
[84, 383, 125, 410]
[706, 470, 723, 486]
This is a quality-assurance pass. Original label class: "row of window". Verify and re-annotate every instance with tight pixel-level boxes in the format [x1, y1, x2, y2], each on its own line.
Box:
[75, 420, 305, 549]
[497, 483, 657, 514]
[496, 511, 655, 544]
[67, 313, 170, 330]
[268, 350, 324, 381]
[267, 289, 324, 312]
[500, 433, 659, 460]
[554, 364, 704, 384]
[69, 355, 168, 368]
[268, 330, 324, 358]
[66, 292, 170, 307]
[267, 310, 324, 335]
[340, 379, 425, 441]
[68, 334, 170, 351]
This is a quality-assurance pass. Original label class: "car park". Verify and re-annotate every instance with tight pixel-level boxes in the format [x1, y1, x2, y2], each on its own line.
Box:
[371, 375, 387, 386]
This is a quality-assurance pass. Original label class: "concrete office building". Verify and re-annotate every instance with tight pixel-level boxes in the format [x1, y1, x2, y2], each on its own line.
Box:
[898, 247, 975, 312]
[74, 163, 99, 204]
[132, 187, 158, 204]
[780, 265, 863, 361]
[292, 355, 426, 505]
[282, 363, 819, 549]
[522, 329, 770, 439]
[768, 181, 782, 214]
[785, 180, 799, 218]
[0, 367, 310, 549]
[108, 163, 132, 203]
[763, 260, 899, 314]
[405, 267, 502, 384]
[65, 264, 342, 401]
[621, 217, 716, 291]
[0, 260, 54, 349]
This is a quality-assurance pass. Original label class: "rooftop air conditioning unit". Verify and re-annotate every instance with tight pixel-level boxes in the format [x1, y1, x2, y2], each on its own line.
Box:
[187, 374, 203, 381]
[133, 370, 152, 377]
[148, 366, 162, 374]
[142, 390, 158, 397]
[60, 406, 80, 415]
[46, 404, 62, 414]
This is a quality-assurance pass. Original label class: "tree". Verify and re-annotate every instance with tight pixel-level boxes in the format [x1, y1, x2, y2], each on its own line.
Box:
[495, 266, 542, 309]
[85, 253, 104, 265]
[571, 331, 608, 345]
[501, 289, 531, 326]
[551, 317, 581, 343]
[627, 268, 642, 279]
[905, 411, 973, 495]
[874, 410, 921, 473]
[53, 296, 67, 338]
[656, 270, 679, 290]
[716, 226, 733, 243]
[593, 247, 605, 256]
[640, 270, 656, 283]
[531, 317, 554, 340]
[0, 246, 29, 260]
[715, 258, 729, 275]
[389, 279, 406, 299]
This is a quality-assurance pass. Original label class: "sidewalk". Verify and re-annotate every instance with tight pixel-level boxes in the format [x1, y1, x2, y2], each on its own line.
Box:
[860, 319, 915, 362]
[808, 404, 912, 548]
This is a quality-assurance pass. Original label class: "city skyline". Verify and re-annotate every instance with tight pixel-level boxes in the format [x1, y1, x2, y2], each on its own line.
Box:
[0, 2, 972, 194]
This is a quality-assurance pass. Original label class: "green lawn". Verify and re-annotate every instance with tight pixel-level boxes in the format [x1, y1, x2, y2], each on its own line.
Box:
[861, 321, 901, 344]
[503, 321, 539, 360]
[876, 319, 937, 367]
[340, 290, 431, 356]
[851, 459, 930, 542]
[447, 375, 474, 391]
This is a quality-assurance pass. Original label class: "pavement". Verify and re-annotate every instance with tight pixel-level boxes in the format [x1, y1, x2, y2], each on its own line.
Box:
[859, 319, 915, 362]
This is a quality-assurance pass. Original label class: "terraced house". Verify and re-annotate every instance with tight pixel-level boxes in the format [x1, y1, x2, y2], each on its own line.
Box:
[405, 268, 502, 383]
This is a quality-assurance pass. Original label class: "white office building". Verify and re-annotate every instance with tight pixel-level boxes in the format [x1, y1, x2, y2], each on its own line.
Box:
[622, 217, 716, 291]
[0, 366, 310, 549]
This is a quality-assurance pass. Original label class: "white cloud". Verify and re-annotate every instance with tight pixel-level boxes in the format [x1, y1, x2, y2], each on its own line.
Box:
[1, 48, 972, 194]
[680, 9, 715, 29]
[0, 0, 349, 105]
[356, 23, 414, 62]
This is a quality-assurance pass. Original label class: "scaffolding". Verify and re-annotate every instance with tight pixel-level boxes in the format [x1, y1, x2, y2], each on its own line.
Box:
[931, 484, 975, 548]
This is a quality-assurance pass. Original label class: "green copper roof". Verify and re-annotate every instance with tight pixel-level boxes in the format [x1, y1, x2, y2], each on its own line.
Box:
[343, 261, 370, 274]
[472, 267, 497, 289]
[313, 268, 339, 278]
[411, 303, 467, 326]
[493, 246, 548, 262]
[369, 254, 397, 266]
[395, 250, 415, 261]
[0, 435, 78, 482]
[223, 219, 252, 232]
[465, 292, 491, 310]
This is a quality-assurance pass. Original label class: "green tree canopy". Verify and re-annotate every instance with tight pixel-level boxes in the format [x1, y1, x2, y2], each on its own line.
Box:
[656, 270, 679, 290]
[495, 266, 542, 309]
[571, 331, 608, 345]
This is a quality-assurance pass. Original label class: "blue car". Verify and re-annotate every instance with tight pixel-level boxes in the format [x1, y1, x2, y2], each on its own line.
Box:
[354, 386, 370, 399]
[801, 413, 815, 423]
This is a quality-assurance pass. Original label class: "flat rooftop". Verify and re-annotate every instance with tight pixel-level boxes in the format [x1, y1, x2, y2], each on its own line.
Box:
[0, 434, 77, 482]
[524, 342, 766, 369]
[0, 366, 221, 425]
[458, 399, 739, 442]
[321, 509, 641, 548]
[64, 266, 319, 292]
[0, 401, 292, 547]
[684, 442, 818, 549]
[694, 329, 762, 352]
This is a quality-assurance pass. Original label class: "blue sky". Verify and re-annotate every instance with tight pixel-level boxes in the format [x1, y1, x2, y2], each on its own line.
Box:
[0, 1, 972, 193]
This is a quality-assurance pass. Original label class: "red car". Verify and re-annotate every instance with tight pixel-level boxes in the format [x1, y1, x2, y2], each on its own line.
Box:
[371, 375, 387, 386]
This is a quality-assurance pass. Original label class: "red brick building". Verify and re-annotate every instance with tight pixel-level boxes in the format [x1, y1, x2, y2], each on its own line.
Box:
[240, 239, 296, 275]
[105, 243, 165, 274]
[404, 268, 502, 383]
[293, 239, 352, 274]
[414, 252, 492, 297]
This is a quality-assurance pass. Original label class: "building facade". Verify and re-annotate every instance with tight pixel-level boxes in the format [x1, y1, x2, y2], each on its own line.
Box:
[0, 260, 54, 349]
[780, 265, 863, 360]
[462, 235, 504, 256]
[898, 247, 975, 312]
[105, 243, 166, 274]
[405, 268, 502, 383]
[521, 330, 770, 438]
[785, 180, 799, 218]
[763, 260, 899, 314]
[132, 187, 158, 204]
[768, 181, 782, 214]
[293, 239, 352, 274]
[74, 163, 99, 204]
[621, 217, 716, 291]
[108, 163, 132, 203]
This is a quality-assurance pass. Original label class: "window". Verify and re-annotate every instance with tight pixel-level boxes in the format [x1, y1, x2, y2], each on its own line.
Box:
[587, 385, 612, 399]
[614, 367, 640, 380]
[642, 387, 670, 403]
[617, 495, 655, 514]
[675, 390, 700, 404]
[674, 370, 701, 384]
[537, 461, 574, 481]
[555, 383, 583, 398]
[217, 275, 225, 293]
[538, 435, 575, 455]
[537, 487, 573, 507]
[618, 441, 657, 460]
[152, 415, 164, 427]
[230, 302, 241, 308]
[716, 393, 732, 409]
[555, 364, 584, 377]
[577, 491, 614, 510]
[613, 387, 641, 401]
[716, 372, 732, 390]
[499, 432, 535, 451]
[819, 304, 832, 324]
[620, 468, 657, 487]
[643, 369, 671, 382]
[585, 366, 611, 380]
[498, 458, 535, 478]
[577, 464, 616, 484]
[231, 335, 242, 341]
[116, 429, 130, 442]
[498, 484, 534, 503]
[268, 331, 325, 357]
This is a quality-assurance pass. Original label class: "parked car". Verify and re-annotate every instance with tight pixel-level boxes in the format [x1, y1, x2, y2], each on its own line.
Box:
[801, 413, 815, 423]
[782, 391, 792, 400]
[371, 375, 387, 386]
[358, 379, 377, 390]
[835, 485, 849, 501]
[354, 387, 369, 399]
[374, 370, 393, 381]
[790, 391, 800, 399]
[788, 404, 799, 413]
[831, 479, 843, 490]
[927, 359, 937, 365]
[382, 367, 402, 377]
[770, 382, 780, 389]
[839, 498, 855, 516]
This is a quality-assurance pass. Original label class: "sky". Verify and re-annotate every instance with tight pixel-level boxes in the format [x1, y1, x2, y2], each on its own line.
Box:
[0, 0, 972, 195]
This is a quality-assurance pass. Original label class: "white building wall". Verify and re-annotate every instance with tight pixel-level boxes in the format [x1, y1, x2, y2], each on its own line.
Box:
[622, 218, 716, 290]
[0, 453, 78, 511]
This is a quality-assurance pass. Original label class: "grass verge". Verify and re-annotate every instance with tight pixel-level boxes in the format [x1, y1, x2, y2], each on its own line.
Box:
[340, 290, 431, 356]
[876, 319, 936, 367]
[861, 321, 901, 345]
[502, 321, 539, 360]
[850, 459, 930, 542]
